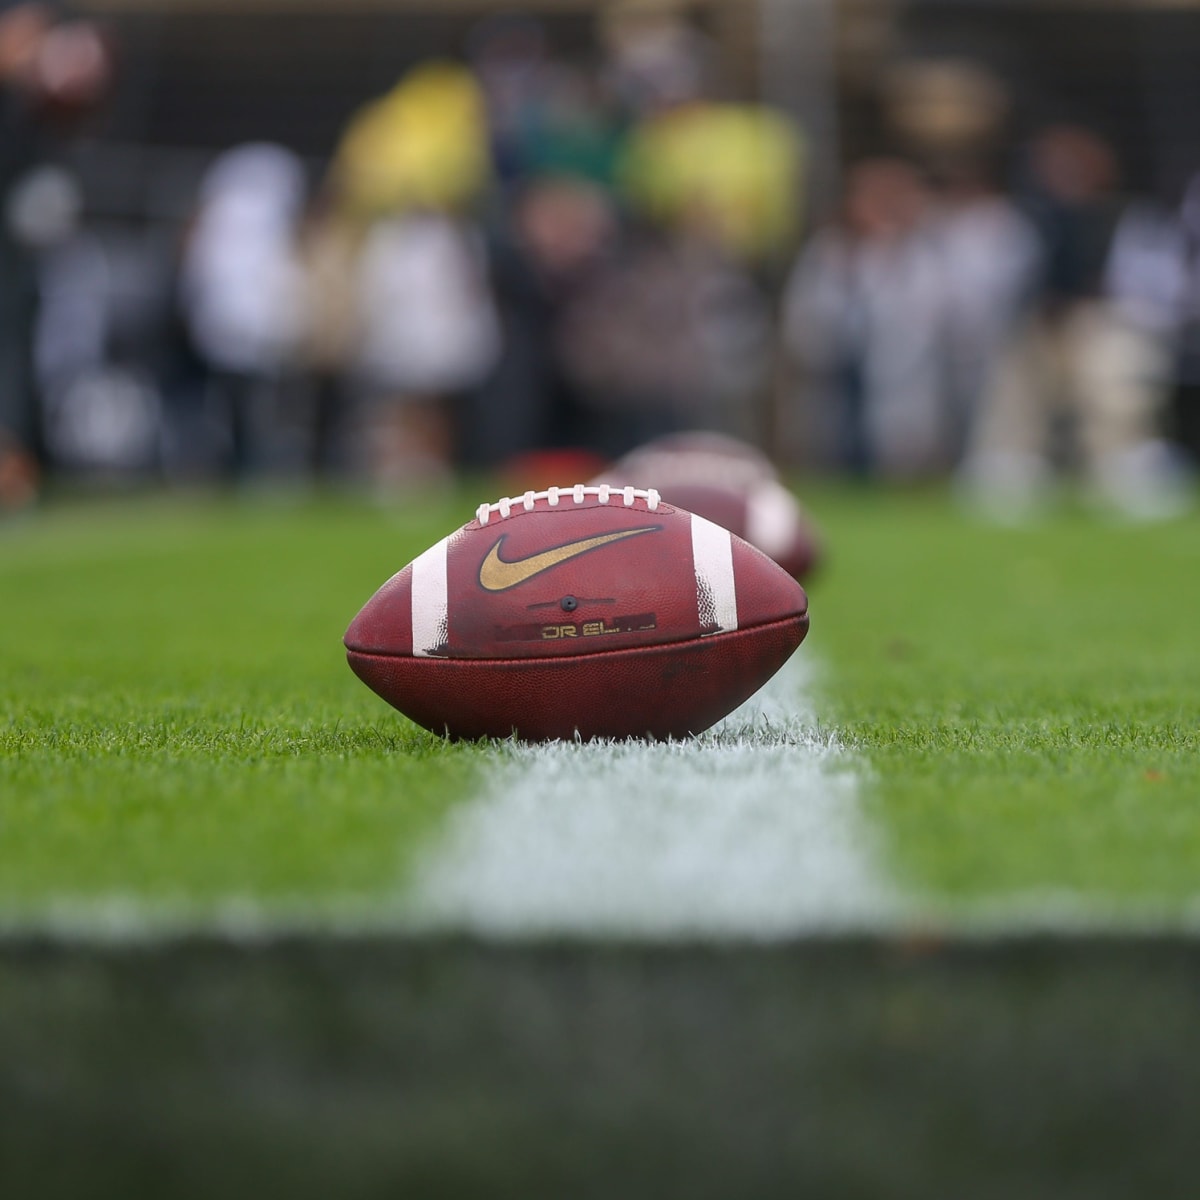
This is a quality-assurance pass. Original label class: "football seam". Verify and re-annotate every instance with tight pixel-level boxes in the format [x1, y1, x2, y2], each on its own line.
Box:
[344, 612, 809, 664]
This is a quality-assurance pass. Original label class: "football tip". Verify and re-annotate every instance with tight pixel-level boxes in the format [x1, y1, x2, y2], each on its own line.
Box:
[343, 565, 413, 656]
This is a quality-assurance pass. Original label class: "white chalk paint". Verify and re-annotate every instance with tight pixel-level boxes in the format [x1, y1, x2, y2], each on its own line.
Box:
[407, 655, 898, 938]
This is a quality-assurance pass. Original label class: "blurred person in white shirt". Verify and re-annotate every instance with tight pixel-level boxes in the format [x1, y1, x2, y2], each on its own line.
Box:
[783, 157, 952, 478]
[933, 161, 1041, 462]
[350, 210, 499, 489]
[177, 142, 307, 479]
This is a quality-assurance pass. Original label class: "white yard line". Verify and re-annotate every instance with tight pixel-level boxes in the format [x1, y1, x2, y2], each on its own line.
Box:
[406, 654, 900, 939]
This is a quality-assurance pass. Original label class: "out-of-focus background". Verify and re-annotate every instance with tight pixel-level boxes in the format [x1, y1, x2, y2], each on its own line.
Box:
[8, 6, 1200, 1194]
[4, 0, 1200, 513]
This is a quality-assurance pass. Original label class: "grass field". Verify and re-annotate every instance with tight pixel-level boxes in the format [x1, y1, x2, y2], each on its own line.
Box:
[815, 488, 1200, 915]
[3, 483, 1200, 1194]
[2, 483, 1197, 924]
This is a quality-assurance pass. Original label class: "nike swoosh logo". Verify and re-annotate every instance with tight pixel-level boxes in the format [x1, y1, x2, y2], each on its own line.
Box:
[479, 526, 660, 592]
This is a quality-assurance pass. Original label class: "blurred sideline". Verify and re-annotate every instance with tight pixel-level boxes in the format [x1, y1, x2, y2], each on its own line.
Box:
[2, 1, 1199, 521]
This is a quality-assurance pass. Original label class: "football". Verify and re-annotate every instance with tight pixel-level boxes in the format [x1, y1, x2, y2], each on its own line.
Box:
[345, 484, 809, 741]
[596, 434, 822, 581]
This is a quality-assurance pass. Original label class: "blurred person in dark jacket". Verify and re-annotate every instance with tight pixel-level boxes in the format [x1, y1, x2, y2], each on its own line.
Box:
[467, 174, 616, 466]
[0, 2, 48, 488]
[1167, 171, 1200, 466]
[470, 15, 623, 197]
[962, 125, 1185, 518]
[0, 1, 109, 500]
[467, 13, 551, 189]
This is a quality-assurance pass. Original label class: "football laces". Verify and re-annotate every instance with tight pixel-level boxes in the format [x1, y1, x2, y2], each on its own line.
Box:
[476, 485, 662, 525]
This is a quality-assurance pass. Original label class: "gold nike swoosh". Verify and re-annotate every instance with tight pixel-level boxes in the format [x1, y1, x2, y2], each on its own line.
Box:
[478, 526, 660, 592]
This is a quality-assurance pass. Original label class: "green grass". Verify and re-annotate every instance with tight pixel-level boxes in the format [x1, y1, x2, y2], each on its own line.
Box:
[6, 483, 1200, 1198]
[0, 493, 486, 916]
[811, 487, 1200, 910]
[2, 484, 1199, 921]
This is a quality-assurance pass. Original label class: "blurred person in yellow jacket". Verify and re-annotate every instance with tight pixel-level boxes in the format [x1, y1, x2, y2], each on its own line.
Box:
[310, 61, 500, 492]
[602, 3, 804, 267]
[331, 60, 491, 220]
[619, 104, 804, 267]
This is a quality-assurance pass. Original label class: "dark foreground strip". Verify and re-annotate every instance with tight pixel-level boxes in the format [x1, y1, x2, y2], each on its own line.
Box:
[1, 936, 1195, 1198]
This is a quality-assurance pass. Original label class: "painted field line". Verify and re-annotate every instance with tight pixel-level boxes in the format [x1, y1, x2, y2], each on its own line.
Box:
[406, 654, 901, 939]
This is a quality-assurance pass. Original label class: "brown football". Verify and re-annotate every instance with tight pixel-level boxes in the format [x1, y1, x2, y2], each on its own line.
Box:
[345, 485, 809, 741]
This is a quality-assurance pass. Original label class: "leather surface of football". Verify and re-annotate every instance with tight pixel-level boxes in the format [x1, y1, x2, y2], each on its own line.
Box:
[345, 485, 809, 741]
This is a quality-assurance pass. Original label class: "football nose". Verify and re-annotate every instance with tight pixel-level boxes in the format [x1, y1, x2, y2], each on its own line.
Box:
[728, 537, 809, 630]
[344, 566, 414, 657]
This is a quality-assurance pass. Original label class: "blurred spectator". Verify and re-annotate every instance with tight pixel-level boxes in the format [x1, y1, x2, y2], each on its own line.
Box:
[1, 1, 110, 486]
[560, 229, 727, 452]
[37, 223, 166, 478]
[176, 143, 307, 479]
[331, 60, 490, 221]
[881, 59, 1036, 460]
[322, 61, 499, 491]
[513, 62, 624, 190]
[1168, 171, 1200, 463]
[884, 59, 1010, 181]
[467, 14, 551, 188]
[351, 209, 500, 490]
[933, 161, 1041, 460]
[962, 125, 1187, 518]
[619, 102, 804, 267]
[295, 191, 359, 480]
[1, 4, 50, 459]
[783, 157, 952, 477]
[607, 6, 803, 268]
[465, 176, 615, 468]
[599, 0, 714, 119]
[471, 16, 624, 192]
